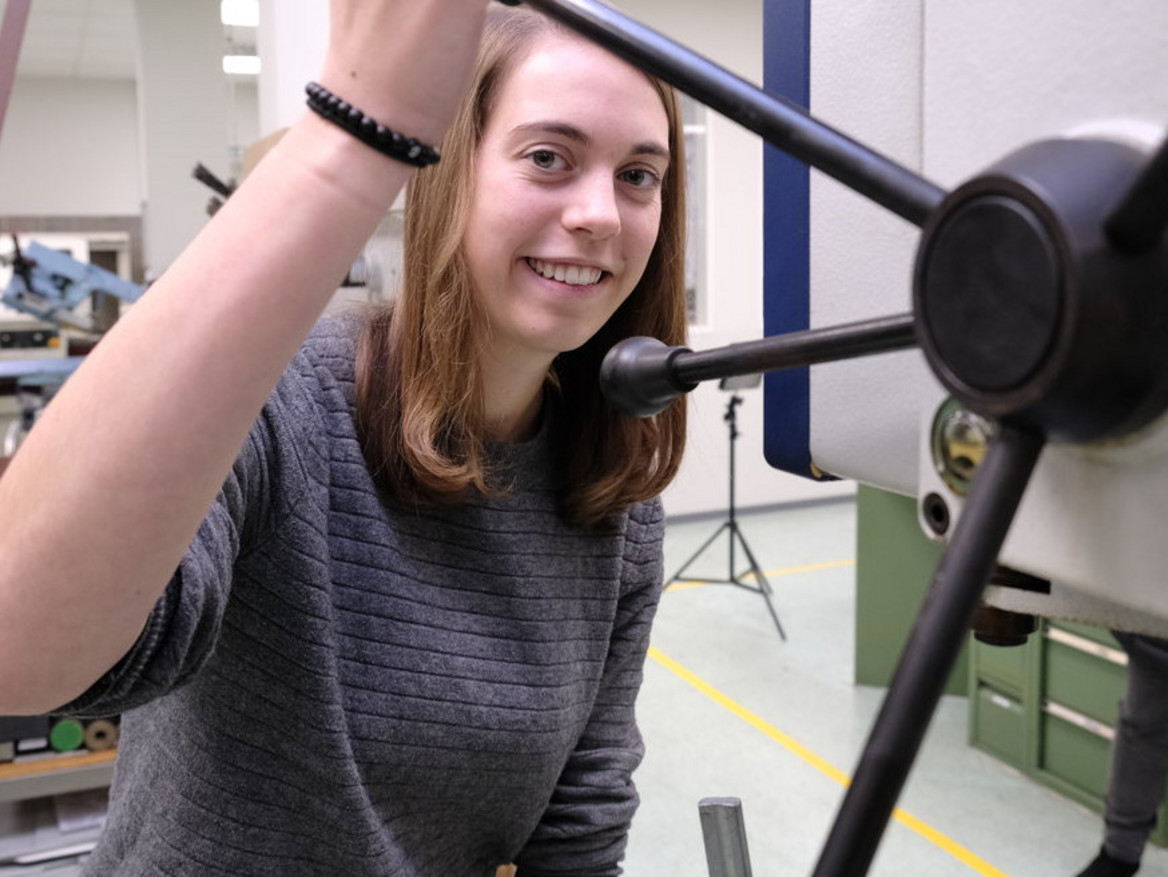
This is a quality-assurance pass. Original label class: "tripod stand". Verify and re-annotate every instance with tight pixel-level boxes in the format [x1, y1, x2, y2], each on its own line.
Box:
[668, 387, 786, 640]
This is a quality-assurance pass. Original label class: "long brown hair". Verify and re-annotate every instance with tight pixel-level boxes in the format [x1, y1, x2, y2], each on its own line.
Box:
[355, 5, 688, 529]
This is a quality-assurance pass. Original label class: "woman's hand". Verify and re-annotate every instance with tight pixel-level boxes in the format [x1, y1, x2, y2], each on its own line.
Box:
[320, 0, 491, 147]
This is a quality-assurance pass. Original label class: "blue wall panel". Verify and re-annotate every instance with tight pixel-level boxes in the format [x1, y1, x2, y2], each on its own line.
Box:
[762, 0, 824, 479]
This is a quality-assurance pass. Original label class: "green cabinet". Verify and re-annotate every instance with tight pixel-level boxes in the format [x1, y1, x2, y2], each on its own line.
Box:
[855, 486, 965, 694]
[971, 685, 1026, 767]
[969, 619, 1168, 846]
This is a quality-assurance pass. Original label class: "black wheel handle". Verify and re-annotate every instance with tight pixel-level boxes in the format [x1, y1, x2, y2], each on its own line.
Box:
[499, 1, 1168, 874]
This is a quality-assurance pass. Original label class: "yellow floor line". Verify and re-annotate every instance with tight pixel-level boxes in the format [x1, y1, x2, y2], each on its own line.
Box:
[647, 646, 1009, 877]
[666, 558, 855, 592]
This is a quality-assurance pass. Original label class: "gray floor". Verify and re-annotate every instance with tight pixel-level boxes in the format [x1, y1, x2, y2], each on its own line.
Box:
[626, 498, 1168, 877]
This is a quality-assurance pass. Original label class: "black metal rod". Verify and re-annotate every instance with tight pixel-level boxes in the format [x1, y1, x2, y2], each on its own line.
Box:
[600, 314, 917, 417]
[674, 313, 917, 386]
[1104, 133, 1168, 254]
[811, 423, 1046, 877]
[192, 162, 236, 199]
[512, 0, 946, 227]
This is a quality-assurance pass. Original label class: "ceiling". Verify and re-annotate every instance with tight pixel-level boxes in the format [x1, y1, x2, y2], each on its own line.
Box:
[7, 0, 256, 81]
[11, 0, 138, 80]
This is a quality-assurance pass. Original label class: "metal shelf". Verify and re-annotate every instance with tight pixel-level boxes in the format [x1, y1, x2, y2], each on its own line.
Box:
[0, 752, 114, 805]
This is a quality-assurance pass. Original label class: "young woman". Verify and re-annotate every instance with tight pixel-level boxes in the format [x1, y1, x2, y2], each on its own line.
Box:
[0, 1, 688, 875]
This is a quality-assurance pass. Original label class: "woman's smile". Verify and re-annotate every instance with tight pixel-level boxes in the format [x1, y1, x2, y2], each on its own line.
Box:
[524, 257, 608, 288]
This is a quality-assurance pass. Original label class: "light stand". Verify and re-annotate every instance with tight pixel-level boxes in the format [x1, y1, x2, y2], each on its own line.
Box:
[667, 377, 786, 641]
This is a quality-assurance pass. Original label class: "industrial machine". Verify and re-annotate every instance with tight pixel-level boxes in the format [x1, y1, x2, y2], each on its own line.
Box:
[498, 0, 1168, 873]
[1, 236, 144, 335]
[0, 237, 144, 454]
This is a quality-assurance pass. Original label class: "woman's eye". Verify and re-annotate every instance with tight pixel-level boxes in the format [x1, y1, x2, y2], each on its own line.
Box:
[620, 168, 661, 189]
[528, 150, 562, 170]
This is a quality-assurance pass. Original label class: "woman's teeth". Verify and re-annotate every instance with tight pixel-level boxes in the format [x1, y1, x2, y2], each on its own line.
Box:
[527, 258, 603, 286]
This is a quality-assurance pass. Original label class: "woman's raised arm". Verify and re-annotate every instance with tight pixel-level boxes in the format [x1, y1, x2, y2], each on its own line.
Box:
[0, 0, 489, 714]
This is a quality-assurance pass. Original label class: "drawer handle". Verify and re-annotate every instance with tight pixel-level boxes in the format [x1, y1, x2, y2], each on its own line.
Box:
[988, 692, 1016, 711]
[1043, 700, 1116, 741]
[1045, 627, 1128, 666]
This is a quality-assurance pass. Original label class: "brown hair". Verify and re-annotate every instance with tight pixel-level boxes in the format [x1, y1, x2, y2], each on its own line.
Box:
[355, 5, 688, 529]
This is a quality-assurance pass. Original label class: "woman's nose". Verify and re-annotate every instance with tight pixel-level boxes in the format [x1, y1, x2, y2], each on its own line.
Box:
[562, 174, 621, 239]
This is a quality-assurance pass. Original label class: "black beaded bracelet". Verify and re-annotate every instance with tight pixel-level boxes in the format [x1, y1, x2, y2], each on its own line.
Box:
[304, 81, 441, 168]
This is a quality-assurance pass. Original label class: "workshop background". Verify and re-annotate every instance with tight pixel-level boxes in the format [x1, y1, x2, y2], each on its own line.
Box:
[2, 0, 1168, 874]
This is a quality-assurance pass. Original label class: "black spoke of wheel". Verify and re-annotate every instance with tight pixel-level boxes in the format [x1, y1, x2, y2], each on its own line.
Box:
[1104, 132, 1168, 254]
[811, 423, 1045, 877]
[600, 314, 917, 417]
[506, 0, 946, 226]
[676, 313, 917, 385]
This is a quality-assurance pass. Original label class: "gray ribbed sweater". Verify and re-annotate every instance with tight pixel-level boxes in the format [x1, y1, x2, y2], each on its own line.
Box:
[63, 314, 665, 876]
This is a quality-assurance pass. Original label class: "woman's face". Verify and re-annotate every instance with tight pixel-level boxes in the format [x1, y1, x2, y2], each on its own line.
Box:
[462, 32, 671, 372]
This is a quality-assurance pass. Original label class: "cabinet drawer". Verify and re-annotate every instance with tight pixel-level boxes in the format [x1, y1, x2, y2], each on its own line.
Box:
[1043, 629, 1126, 726]
[1039, 702, 1113, 802]
[973, 637, 1027, 695]
[972, 684, 1026, 768]
[1052, 621, 1121, 648]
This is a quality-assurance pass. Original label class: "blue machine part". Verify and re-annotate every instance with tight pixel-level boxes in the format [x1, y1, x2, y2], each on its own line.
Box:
[762, 0, 834, 481]
[2, 241, 144, 333]
[0, 357, 85, 381]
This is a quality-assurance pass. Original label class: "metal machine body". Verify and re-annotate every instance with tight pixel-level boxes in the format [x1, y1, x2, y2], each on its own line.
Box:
[523, 0, 1168, 873]
[778, 0, 1168, 628]
[0, 240, 138, 451]
[1, 239, 144, 334]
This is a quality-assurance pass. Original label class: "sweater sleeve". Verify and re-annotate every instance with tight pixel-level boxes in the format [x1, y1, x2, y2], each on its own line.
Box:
[514, 497, 666, 877]
[56, 369, 314, 718]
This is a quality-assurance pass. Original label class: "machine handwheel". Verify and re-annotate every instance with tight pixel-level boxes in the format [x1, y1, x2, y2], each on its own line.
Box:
[505, 1, 1168, 873]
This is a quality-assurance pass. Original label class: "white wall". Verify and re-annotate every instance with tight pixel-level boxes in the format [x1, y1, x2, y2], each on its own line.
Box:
[133, 0, 234, 278]
[0, 77, 141, 216]
[0, 75, 258, 222]
[228, 81, 261, 177]
[623, 0, 855, 517]
[255, 0, 328, 135]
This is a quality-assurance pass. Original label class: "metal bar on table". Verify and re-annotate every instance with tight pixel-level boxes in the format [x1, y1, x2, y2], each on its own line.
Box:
[699, 797, 754, 877]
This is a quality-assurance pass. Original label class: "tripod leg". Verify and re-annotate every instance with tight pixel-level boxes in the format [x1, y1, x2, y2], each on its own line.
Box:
[731, 523, 787, 641]
[669, 521, 733, 584]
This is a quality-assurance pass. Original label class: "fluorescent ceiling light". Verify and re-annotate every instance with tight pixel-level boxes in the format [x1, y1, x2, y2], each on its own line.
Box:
[223, 54, 262, 75]
[221, 0, 259, 27]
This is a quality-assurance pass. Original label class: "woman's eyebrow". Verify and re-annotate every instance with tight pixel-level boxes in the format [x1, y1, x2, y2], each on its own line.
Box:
[510, 120, 670, 160]
[512, 120, 590, 144]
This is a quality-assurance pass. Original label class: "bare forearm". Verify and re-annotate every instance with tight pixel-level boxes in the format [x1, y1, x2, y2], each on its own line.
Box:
[0, 0, 488, 716]
[0, 117, 406, 713]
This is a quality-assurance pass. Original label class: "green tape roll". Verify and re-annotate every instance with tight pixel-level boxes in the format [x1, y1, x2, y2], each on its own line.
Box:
[49, 718, 85, 752]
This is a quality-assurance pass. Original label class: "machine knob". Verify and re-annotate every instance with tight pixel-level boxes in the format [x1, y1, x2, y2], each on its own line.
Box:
[599, 336, 697, 417]
[914, 138, 1168, 443]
